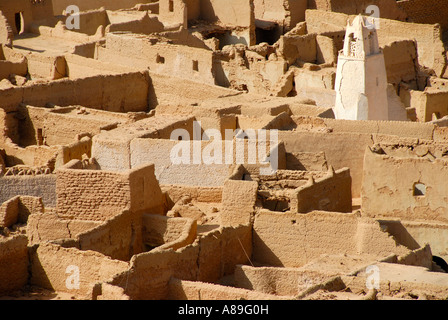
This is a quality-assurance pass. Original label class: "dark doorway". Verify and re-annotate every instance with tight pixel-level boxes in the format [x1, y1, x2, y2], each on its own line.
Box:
[255, 23, 281, 45]
[14, 12, 24, 34]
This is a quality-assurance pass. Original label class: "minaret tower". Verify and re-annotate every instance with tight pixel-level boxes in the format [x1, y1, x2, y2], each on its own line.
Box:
[333, 15, 389, 120]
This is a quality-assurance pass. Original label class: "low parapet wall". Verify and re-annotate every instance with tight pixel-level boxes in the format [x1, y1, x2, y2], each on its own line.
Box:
[142, 214, 197, 252]
[0, 71, 150, 113]
[0, 175, 56, 208]
[252, 210, 410, 267]
[305, 9, 446, 77]
[55, 161, 164, 221]
[0, 235, 28, 295]
[168, 278, 291, 300]
[362, 148, 448, 223]
[107, 224, 252, 300]
[294, 167, 352, 213]
[29, 242, 129, 298]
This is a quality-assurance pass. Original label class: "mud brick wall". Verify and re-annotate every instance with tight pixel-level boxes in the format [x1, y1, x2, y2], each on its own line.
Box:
[0, 235, 28, 295]
[397, 0, 448, 31]
[294, 167, 352, 213]
[0, 71, 150, 112]
[77, 210, 144, 261]
[56, 163, 164, 221]
[361, 149, 448, 223]
[252, 210, 409, 267]
[111, 225, 252, 299]
[30, 242, 129, 297]
[51, 0, 153, 14]
[308, 0, 407, 21]
[0, 175, 56, 207]
[56, 168, 132, 221]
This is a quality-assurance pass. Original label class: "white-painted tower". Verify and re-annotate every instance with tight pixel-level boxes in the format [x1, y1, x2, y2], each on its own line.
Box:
[333, 15, 389, 120]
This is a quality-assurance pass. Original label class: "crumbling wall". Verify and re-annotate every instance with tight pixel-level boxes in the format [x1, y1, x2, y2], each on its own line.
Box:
[52, 0, 153, 14]
[32, 22, 103, 44]
[142, 214, 197, 251]
[65, 54, 140, 79]
[197, 225, 252, 282]
[17, 105, 99, 147]
[110, 225, 252, 299]
[0, 71, 150, 112]
[200, 0, 254, 28]
[252, 210, 409, 267]
[276, 33, 317, 65]
[397, 0, 448, 32]
[147, 70, 240, 107]
[308, 0, 407, 21]
[20, 53, 66, 80]
[0, 12, 13, 46]
[92, 116, 195, 171]
[411, 89, 448, 122]
[97, 33, 216, 86]
[168, 278, 290, 300]
[361, 148, 448, 223]
[161, 185, 222, 204]
[234, 265, 335, 296]
[1, 142, 60, 168]
[379, 220, 448, 257]
[253, 0, 307, 31]
[30, 242, 129, 298]
[77, 210, 143, 261]
[114, 245, 198, 300]
[293, 66, 336, 91]
[348, 262, 448, 300]
[320, 118, 435, 139]
[107, 12, 164, 35]
[0, 235, 28, 295]
[27, 211, 101, 245]
[305, 10, 446, 77]
[199, 0, 256, 46]
[54, 137, 92, 168]
[279, 131, 372, 197]
[0, 175, 56, 207]
[285, 151, 328, 171]
[72, 8, 110, 36]
[294, 167, 352, 213]
[130, 139, 233, 187]
[382, 40, 419, 87]
[221, 179, 258, 227]
[159, 0, 187, 28]
[0, 0, 53, 34]
[280, 120, 436, 196]
[0, 195, 43, 228]
[0, 58, 27, 81]
[0, 196, 19, 227]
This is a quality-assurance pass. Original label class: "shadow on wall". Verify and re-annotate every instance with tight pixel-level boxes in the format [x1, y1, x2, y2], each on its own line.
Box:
[377, 220, 421, 250]
[251, 230, 285, 267]
[28, 245, 55, 292]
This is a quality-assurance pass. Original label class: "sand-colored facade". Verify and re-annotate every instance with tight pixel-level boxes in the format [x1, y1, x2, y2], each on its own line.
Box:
[0, 0, 447, 301]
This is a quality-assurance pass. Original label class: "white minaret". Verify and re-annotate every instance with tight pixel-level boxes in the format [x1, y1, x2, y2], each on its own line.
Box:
[333, 15, 389, 121]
